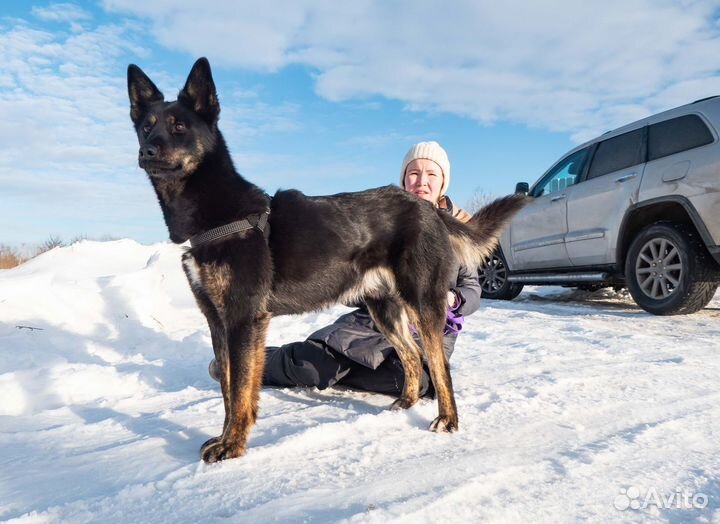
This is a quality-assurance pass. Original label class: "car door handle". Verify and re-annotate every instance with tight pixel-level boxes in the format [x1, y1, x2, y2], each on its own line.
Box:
[616, 173, 637, 183]
[550, 194, 567, 202]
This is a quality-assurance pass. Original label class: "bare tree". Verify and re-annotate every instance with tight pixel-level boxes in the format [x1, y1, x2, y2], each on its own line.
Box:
[464, 189, 498, 214]
[35, 236, 65, 256]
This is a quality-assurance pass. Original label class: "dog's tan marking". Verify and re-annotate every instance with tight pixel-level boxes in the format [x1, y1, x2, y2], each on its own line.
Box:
[338, 266, 396, 306]
[161, 126, 212, 175]
[364, 298, 423, 408]
[449, 235, 495, 271]
[173, 140, 205, 173]
[246, 313, 270, 426]
[199, 261, 232, 310]
[182, 254, 234, 317]
[208, 312, 270, 461]
[384, 307, 423, 406]
[182, 251, 232, 440]
[416, 318, 458, 432]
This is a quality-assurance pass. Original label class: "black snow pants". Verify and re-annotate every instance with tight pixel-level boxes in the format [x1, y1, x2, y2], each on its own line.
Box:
[262, 341, 437, 398]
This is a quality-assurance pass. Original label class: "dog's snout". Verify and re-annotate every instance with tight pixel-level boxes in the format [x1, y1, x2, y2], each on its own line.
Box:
[139, 145, 159, 159]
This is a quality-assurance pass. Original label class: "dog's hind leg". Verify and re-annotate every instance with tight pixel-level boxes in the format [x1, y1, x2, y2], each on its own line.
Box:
[413, 307, 458, 432]
[365, 296, 423, 410]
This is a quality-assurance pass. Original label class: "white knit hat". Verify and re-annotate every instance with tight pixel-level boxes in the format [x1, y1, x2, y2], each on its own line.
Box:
[399, 141, 451, 196]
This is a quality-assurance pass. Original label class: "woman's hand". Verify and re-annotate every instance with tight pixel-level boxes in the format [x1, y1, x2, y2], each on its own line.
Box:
[445, 291, 465, 335]
[447, 290, 458, 308]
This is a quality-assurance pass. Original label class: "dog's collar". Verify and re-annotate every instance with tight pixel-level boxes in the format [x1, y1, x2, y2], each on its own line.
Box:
[189, 210, 270, 249]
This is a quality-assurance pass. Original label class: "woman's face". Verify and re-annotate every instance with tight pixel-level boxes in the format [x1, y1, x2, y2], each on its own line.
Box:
[403, 158, 443, 203]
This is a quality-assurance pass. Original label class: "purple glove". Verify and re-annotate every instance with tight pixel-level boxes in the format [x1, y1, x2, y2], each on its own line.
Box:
[444, 294, 465, 335]
[408, 291, 465, 336]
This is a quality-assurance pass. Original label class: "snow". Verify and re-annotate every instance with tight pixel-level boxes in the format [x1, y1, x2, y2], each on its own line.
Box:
[1, 240, 719, 523]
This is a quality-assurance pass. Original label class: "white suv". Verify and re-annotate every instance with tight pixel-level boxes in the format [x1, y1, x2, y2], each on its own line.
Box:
[481, 96, 720, 315]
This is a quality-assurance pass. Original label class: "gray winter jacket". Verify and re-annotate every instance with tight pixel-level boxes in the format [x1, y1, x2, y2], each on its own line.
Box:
[305, 262, 482, 369]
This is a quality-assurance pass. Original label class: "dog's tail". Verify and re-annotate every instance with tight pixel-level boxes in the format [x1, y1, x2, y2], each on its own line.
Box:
[439, 194, 529, 268]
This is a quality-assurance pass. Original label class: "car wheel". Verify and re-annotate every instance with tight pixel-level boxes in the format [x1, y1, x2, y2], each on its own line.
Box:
[625, 221, 718, 315]
[479, 250, 524, 300]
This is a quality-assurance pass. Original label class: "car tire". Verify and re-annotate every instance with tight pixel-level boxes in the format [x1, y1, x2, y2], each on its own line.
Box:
[625, 221, 718, 315]
[479, 250, 524, 300]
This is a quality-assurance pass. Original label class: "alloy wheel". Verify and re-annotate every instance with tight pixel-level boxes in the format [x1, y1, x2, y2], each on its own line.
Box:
[635, 237, 683, 300]
[480, 254, 508, 294]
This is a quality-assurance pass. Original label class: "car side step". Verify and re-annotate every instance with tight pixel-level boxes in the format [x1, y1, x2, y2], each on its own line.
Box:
[508, 272, 610, 283]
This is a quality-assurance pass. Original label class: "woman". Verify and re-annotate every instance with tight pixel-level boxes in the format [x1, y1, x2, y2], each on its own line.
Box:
[209, 141, 481, 398]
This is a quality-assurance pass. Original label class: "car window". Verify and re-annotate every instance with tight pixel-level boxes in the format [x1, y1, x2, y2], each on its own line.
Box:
[648, 114, 714, 161]
[586, 128, 644, 180]
[533, 148, 589, 197]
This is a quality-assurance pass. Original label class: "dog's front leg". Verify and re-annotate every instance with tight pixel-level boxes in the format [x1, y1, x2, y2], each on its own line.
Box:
[182, 266, 232, 447]
[199, 320, 230, 450]
[200, 312, 270, 463]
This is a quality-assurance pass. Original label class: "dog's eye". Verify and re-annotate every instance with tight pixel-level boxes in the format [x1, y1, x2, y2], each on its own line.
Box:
[173, 122, 186, 133]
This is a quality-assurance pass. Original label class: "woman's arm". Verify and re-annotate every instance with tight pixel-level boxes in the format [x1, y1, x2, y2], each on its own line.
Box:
[450, 264, 482, 317]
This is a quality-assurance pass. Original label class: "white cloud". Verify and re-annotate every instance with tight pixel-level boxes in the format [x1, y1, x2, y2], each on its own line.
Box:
[0, 10, 307, 245]
[221, 99, 301, 140]
[0, 22, 143, 175]
[31, 3, 92, 23]
[104, 0, 720, 140]
[7, 0, 720, 243]
[0, 17, 160, 244]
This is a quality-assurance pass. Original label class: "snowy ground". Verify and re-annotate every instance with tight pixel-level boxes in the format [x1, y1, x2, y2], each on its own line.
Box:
[1, 240, 719, 523]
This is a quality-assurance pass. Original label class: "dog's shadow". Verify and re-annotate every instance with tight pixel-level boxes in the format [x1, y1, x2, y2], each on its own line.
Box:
[247, 385, 436, 449]
[250, 386, 389, 445]
[70, 404, 209, 462]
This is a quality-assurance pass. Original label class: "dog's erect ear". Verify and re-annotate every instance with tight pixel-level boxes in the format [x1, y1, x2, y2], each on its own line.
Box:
[127, 64, 164, 125]
[178, 57, 219, 122]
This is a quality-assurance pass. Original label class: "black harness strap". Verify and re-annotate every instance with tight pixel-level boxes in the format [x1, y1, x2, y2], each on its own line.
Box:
[189, 209, 270, 249]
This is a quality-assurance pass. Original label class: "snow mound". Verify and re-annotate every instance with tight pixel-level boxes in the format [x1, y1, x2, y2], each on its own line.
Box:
[1, 241, 719, 522]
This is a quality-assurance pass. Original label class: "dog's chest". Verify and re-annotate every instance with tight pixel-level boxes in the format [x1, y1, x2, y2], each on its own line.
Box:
[181, 252, 231, 307]
[182, 252, 203, 289]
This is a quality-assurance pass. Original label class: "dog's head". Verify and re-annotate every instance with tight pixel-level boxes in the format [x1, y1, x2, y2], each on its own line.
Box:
[127, 57, 220, 179]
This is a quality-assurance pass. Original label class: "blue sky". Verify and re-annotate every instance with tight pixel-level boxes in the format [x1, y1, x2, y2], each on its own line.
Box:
[3, 1, 720, 247]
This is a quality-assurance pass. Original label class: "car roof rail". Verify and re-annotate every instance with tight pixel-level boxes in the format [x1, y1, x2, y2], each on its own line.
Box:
[692, 95, 719, 104]
[598, 95, 720, 137]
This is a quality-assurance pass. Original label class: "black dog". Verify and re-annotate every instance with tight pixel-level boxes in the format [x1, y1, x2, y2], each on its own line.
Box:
[127, 58, 526, 463]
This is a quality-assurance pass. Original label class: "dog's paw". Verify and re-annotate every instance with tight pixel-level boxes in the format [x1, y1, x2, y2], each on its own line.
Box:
[200, 436, 222, 451]
[429, 414, 458, 433]
[390, 397, 417, 411]
[200, 437, 245, 463]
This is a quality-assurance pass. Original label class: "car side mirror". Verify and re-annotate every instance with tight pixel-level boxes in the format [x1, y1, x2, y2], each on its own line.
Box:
[515, 182, 529, 195]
